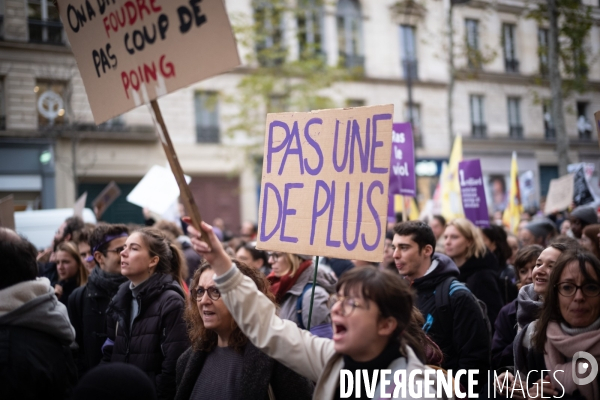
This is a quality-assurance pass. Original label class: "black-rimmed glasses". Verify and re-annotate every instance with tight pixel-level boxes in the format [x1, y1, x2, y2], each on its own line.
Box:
[191, 286, 221, 302]
[556, 282, 600, 297]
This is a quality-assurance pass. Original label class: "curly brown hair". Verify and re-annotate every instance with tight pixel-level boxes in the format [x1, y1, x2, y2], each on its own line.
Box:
[185, 259, 276, 353]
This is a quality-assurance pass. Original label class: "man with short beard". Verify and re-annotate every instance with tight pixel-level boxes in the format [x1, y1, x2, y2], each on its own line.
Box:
[68, 223, 129, 376]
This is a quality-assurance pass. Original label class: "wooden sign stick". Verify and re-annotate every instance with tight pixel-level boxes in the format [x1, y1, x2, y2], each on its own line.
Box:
[150, 99, 210, 244]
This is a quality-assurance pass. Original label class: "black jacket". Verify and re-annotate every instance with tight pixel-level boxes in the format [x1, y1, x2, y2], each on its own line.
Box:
[175, 342, 314, 400]
[491, 299, 517, 370]
[103, 273, 189, 400]
[457, 249, 504, 328]
[68, 269, 127, 376]
[412, 253, 491, 391]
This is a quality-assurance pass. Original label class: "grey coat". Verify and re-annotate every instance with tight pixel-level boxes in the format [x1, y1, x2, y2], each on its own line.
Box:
[278, 263, 336, 329]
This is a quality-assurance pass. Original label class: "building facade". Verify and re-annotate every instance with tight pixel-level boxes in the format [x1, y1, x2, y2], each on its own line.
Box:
[1, 0, 599, 228]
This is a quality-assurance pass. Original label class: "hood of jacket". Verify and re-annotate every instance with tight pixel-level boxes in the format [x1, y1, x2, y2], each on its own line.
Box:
[459, 249, 499, 281]
[286, 263, 337, 296]
[0, 277, 75, 345]
[412, 252, 460, 291]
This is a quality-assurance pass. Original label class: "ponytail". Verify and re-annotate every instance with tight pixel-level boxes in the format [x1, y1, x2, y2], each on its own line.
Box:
[168, 242, 186, 288]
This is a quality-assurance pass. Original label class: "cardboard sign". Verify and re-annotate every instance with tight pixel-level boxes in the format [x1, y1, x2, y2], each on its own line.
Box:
[458, 159, 490, 228]
[595, 110, 600, 148]
[544, 174, 574, 214]
[0, 195, 15, 230]
[388, 122, 416, 197]
[92, 181, 121, 218]
[73, 192, 87, 218]
[58, 0, 240, 124]
[256, 105, 394, 263]
[127, 165, 191, 214]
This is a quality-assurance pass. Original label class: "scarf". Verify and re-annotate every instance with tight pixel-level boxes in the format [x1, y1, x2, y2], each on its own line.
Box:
[545, 320, 600, 400]
[516, 284, 543, 329]
[88, 266, 128, 297]
[267, 260, 312, 303]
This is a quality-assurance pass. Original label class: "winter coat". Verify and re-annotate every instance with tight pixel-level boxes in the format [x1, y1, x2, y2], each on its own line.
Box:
[68, 267, 127, 376]
[213, 265, 450, 400]
[103, 273, 189, 400]
[457, 249, 504, 328]
[491, 299, 517, 370]
[411, 253, 491, 392]
[278, 263, 336, 331]
[175, 342, 314, 400]
[0, 278, 77, 400]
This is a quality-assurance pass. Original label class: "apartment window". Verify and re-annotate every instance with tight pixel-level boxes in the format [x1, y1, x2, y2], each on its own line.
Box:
[99, 115, 125, 131]
[28, 0, 63, 45]
[405, 103, 423, 147]
[400, 25, 418, 80]
[507, 97, 523, 138]
[194, 92, 220, 143]
[35, 81, 67, 128]
[465, 19, 480, 69]
[538, 28, 549, 76]
[346, 99, 365, 107]
[543, 101, 555, 139]
[0, 0, 4, 40]
[502, 24, 519, 73]
[577, 102, 592, 140]
[573, 47, 588, 80]
[470, 95, 486, 137]
[337, 0, 364, 69]
[297, 0, 325, 60]
[0, 78, 5, 130]
[254, 1, 285, 67]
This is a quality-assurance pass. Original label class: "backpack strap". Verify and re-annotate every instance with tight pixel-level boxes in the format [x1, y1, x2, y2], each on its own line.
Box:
[434, 276, 456, 337]
[296, 283, 314, 329]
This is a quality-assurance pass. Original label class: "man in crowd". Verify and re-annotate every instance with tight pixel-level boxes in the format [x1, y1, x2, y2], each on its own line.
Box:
[569, 204, 599, 239]
[393, 221, 491, 393]
[68, 223, 129, 376]
[519, 218, 557, 246]
[38, 216, 85, 285]
[0, 228, 77, 399]
[428, 214, 446, 253]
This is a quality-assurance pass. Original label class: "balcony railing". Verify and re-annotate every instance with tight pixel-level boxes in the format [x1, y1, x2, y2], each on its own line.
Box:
[402, 59, 419, 81]
[509, 125, 523, 138]
[339, 52, 365, 70]
[471, 124, 487, 138]
[505, 59, 520, 73]
[196, 126, 220, 143]
[28, 19, 64, 45]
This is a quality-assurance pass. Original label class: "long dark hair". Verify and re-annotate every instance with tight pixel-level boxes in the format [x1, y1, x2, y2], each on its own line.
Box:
[336, 268, 425, 362]
[185, 259, 276, 353]
[482, 225, 512, 267]
[134, 227, 185, 287]
[533, 250, 600, 353]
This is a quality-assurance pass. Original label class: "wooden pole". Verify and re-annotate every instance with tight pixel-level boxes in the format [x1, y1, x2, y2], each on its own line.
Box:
[149, 99, 210, 244]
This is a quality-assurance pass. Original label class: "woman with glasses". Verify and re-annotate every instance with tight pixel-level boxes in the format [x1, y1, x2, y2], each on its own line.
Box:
[185, 219, 446, 399]
[266, 251, 336, 339]
[519, 250, 600, 399]
[175, 261, 313, 400]
[103, 228, 189, 400]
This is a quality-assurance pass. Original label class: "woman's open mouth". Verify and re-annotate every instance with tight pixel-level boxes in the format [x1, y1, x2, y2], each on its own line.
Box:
[333, 323, 347, 341]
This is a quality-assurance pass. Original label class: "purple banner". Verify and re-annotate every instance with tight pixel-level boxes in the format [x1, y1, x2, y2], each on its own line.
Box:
[388, 123, 416, 197]
[458, 159, 490, 228]
[387, 195, 396, 223]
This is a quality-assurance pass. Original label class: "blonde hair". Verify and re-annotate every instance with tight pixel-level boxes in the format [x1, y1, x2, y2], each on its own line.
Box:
[447, 218, 487, 259]
[282, 253, 302, 277]
[56, 241, 88, 287]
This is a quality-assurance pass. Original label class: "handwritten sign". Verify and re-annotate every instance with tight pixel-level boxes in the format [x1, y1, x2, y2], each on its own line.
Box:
[389, 122, 416, 197]
[92, 181, 121, 218]
[256, 105, 394, 263]
[127, 165, 191, 214]
[544, 174, 574, 215]
[458, 159, 490, 228]
[58, 0, 240, 124]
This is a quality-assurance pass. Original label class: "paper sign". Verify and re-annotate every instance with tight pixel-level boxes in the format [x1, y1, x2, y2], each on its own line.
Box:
[595, 110, 600, 148]
[127, 165, 191, 215]
[544, 174, 574, 214]
[388, 122, 416, 197]
[256, 105, 394, 263]
[92, 181, 121, 218]
[572, 166, 597, 206]
[0, 195, 15, 230]
[57, 0, 240, 124]
[458, 159, 490, 228]
[73, 192, 87, 218]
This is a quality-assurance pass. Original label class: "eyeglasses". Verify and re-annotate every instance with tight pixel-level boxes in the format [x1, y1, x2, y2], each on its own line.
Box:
[191, 286, 221, 302]
[334, 296, 364, 317]
[556, 282, 600, 297]
[269, 252, 283, 261]
[106, 246, 125, 254]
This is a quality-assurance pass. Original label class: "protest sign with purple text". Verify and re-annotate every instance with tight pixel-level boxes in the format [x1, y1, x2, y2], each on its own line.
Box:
[458, 159, 490, 228]
[257, 105, 394, 263]
[57, 0, 240, 124]
[389, 122, 416, 197]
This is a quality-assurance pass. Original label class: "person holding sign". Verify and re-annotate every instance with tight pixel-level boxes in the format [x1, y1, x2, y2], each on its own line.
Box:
[184, 219, 447, 400]
[266, 251, 336, 338]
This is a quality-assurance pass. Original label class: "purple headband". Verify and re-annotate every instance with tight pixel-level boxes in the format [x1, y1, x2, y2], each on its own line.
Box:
[86, 232, 129, 262]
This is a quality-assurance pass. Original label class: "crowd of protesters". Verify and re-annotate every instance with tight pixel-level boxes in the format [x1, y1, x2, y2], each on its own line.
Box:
[1, 202, 600, 399]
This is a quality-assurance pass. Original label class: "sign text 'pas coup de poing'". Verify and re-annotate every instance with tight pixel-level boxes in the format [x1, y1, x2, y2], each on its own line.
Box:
[57, 0, 240, 124]
[257, 105, 394, 263]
